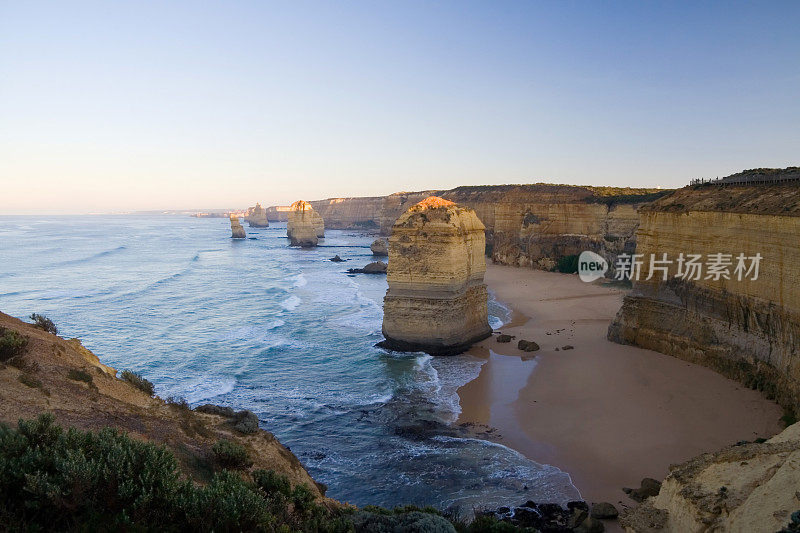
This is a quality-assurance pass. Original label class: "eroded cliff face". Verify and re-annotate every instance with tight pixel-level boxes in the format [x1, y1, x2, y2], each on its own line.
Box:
[286, 200, 321, 247]
[381, 197, 492, 355]
[609, 181, 800, 415]
[268, 185, 665, 271]
[620, 422, 800, 533]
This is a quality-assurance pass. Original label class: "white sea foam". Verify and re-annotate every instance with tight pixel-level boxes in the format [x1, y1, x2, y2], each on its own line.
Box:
[281, 295, 302, 310]
[488, 289, 513, 329]
[182, 377, 237, 404]
[425, 355, 486, 423]
[292, 273, 307, 288]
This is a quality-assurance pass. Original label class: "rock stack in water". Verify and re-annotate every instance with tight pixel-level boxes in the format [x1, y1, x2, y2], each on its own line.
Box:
[286, 200, 320, 247]
[370, 238, 389, 256]
[380, 196, 491, 355]
[246, 203, 269, 227]
[230, 215, 246, 239]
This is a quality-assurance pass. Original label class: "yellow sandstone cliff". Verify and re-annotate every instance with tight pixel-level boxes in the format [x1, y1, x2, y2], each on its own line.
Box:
[620, 422, 800, 533]
[609, 176, 800, 416]
[380, 196, 492, 355]
[268, 185, 666, 271]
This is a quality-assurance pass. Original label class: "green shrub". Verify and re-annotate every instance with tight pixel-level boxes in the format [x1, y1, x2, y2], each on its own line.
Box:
[254, 469, 292, 498]
[0, 328, 27, 361]
[556, 254, 579, 274]
[0, 415, 531, 532]
[29, 313, 57, 335]
[180, 470, 273, 532]
[0, 415, 451, 532]
[166, 396, 190, 410]
[456, 515, 526, 532]
[0, 414, 187, 530]
[18, 373, 43, 390]
[120, 369, 155, 396]
[212, 439, 251, 469]
[67, 368, 93, 383]
[292, 483, 317, 514]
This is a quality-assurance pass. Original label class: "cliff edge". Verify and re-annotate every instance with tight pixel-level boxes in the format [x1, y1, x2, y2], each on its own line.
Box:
[609, 172, 800, 418]
[0, 311, 325, 498]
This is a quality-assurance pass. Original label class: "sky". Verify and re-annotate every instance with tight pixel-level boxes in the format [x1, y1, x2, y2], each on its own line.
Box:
[1, 1, 798, 214]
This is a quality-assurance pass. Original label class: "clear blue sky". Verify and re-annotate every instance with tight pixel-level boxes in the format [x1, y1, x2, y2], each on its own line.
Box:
[1, 1, 798, 213]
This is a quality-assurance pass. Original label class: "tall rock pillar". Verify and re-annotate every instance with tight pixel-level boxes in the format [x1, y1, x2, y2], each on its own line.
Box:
[287, 200, 321, 247]
[380, 196, 492, 355]
[230, 215, 246, 239]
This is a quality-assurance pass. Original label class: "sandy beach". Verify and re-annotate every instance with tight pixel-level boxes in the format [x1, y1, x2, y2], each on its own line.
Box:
[459, 263, 783, 510]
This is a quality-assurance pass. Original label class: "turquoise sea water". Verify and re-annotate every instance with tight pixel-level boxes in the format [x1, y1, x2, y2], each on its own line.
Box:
[0, 215, 579, 510]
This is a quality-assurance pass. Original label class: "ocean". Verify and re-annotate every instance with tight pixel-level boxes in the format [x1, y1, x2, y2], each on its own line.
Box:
[0, 215, 579, 511]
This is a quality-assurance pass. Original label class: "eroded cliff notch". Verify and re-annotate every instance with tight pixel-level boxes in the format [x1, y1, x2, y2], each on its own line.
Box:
[380, 196, 492, 355]
[286, 200, 322, 247]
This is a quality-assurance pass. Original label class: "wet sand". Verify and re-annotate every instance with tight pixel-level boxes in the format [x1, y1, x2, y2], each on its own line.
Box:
[459, 263, 783, 510]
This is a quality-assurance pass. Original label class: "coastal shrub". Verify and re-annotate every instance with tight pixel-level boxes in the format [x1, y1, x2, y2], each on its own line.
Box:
[1, 415, 471, 532]
[0, 328, 27, 361]
[29, 313, 57, 335]
[120, 369, 155, 396]
[67, 368, 93, 383]
[180, 470, 272, 531]
[18, 373, 44, 390]
[254, 468, 293, 498]
[456, 515, 528, 532]
[0, 414, 187, 530]
[212, 438, 251, 469]
[351, 509, 456, 532]
[166, 396, 190, 410]
[292, 483, 317, 514]
[556, 254, 579, 274]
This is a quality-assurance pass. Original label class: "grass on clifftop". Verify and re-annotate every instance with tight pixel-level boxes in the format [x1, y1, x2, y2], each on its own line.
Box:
[0, 414, 524, 532]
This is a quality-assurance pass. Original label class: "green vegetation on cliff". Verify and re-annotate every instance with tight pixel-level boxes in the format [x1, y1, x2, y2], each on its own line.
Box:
[0, 415, 522, 532]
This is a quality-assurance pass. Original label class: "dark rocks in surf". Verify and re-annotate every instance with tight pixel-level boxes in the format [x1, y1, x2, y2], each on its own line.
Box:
[479, 499, 605, 532]
[329, 255, 345, 262]
[497, 334, 515, 343]
[347, 261, 387, 274]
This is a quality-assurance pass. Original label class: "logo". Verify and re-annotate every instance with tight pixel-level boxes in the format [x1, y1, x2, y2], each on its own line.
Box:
[578, 251, 608, 282]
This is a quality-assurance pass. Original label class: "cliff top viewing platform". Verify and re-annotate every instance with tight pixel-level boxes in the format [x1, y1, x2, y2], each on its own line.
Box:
[690, 167, 800, 186]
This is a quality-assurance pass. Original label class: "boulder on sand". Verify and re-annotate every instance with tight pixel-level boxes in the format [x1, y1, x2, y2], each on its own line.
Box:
[517, 340, 540, 352]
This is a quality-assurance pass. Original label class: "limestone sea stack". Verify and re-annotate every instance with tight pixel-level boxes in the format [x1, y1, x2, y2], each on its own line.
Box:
[380, 196, 492, 355]
[246, 203, 269, 227]
[286, 200, 320, 247]
[230, 215, 246, 239]
[370, 238, 388, 256]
